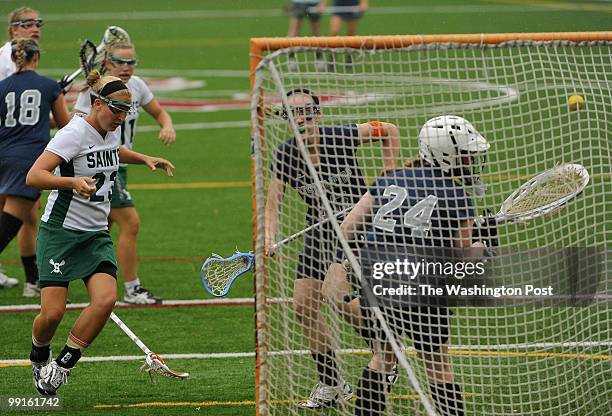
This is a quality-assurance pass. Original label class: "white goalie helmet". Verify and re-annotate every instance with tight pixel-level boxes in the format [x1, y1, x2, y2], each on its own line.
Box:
[418, 115, 490, 196]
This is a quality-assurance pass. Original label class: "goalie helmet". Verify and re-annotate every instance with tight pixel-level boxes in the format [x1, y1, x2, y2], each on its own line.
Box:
[418, 115, 490, 197]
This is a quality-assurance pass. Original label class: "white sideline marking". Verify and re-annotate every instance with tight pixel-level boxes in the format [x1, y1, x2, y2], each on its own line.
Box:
[41, 5, 582, 22]
[138, 120, 250, 132]
[39, 68, 250, 78]
[0, 297, 290, 314]
[1, 342, 610, 366]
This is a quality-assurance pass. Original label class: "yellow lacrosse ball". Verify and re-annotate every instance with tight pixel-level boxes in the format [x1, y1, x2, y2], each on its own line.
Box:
[568, 94, 585, 111]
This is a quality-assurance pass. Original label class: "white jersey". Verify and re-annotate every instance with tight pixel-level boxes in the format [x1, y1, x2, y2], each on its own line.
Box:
[74, 75, 154, 157]
[42, 115, 121, 231]
[0, 41, 16, 81]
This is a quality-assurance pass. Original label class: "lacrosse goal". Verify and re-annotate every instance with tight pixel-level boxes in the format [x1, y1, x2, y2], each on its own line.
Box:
[251, 32, 611, 416]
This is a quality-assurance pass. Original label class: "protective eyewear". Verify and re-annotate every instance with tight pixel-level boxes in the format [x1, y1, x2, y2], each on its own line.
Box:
[281, 104, 319, 121]
[110, 55, 137, 67]
[93, 93, 133, 114]
[11, 18, 44, 29]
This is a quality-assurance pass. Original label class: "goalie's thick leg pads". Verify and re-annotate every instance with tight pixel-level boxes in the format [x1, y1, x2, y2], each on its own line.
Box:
[355, 367, 387, 416]
[430, 382, 465, 416]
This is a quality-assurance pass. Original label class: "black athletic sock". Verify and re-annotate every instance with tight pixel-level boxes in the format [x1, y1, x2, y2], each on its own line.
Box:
[0, 212, 23, 253]
[355, 367, 387, 416]
[312, 351, 339, 386]
[21, 255, 38, 284]
[55, 345, 81, 369]
[430, 382, 465, 416]
[29, 342, 51, 363]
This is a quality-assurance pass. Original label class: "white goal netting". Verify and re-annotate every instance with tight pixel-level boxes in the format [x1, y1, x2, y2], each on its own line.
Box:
[252, 36, 611, 416]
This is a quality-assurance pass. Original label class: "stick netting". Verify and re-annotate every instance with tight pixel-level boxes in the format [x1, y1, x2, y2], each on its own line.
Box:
[252, 38, 610, 416]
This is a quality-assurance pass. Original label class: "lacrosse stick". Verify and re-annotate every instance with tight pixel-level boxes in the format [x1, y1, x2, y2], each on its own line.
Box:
[109, 312, 190, 380]
[482, 163, 589, 225]
[200, 251, 254, 297]
[62, 26, 131, 85]
[272, 206, 353, 251]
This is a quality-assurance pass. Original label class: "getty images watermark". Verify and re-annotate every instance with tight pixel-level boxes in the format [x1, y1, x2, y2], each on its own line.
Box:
[371, 258, 552, 298]
[360, 246, 605, 307]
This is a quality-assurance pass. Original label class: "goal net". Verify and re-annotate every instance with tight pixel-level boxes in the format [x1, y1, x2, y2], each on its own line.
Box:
[251, 33, 611, 416]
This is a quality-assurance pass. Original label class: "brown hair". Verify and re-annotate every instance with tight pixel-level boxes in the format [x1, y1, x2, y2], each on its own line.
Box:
[10, 37, 39, 72]
[7, 7, 39, 40]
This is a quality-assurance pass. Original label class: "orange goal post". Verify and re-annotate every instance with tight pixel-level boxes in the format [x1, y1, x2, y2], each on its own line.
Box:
[250, 32, 611, 416]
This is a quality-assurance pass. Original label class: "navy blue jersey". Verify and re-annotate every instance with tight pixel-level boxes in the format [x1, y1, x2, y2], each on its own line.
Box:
[367, 166, 474, 249]
[0, 71, 60, 163]
[273, 124, 368, 225]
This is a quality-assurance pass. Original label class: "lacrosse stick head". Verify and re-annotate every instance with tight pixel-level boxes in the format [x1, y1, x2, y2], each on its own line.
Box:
[79, 39, 97, 77]
[141, 352, 190, 380]
[499, 163, 589, 223]
[200, 251, 254, 297]
[103, 26, 131, 48]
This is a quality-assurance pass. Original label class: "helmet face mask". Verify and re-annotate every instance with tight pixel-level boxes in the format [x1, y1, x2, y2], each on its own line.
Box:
[418, 115, 490, 197]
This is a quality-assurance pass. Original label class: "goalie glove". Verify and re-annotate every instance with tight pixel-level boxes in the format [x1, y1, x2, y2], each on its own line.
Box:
[57, 75, 73, 95]
[473, 209, 499, 248]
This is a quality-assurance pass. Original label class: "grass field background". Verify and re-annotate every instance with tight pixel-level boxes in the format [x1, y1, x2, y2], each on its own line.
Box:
[0, 1, 609, 415]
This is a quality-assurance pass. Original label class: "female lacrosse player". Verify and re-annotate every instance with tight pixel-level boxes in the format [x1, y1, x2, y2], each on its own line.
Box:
[333, 115, 491, 416]
[73, 41, 175, 305]
[26, 71, 174, 395]
[264, 88, 400, 409]
[0, 7, 47, 294]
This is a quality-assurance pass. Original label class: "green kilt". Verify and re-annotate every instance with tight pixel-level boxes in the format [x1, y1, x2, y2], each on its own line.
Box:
[37, 222, 117, 284]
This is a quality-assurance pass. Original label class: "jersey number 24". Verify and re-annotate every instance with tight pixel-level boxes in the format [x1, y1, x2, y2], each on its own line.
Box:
[373, 185, 438, 237]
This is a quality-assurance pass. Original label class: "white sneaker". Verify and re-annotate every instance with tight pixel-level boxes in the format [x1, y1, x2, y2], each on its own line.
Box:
[387, 364, 399, 392]
[0, 270, 18, 288]
[36, 361, 70, 395]
[31, 349, 52, 392]
[297, 379, 353, 409]
[23, 282, 40, 298]
[123, 285, 162, 305]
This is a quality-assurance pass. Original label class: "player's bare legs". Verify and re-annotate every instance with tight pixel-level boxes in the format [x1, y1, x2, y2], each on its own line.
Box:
[109, 207, 140, 282]
[288, 16, 303, 37]
[323, 262, 362, 329]
[295, 278, 352, 408]
[71, 273, 117, 341]
[294, 278, 335, 352]
[109, 207, 160, 304]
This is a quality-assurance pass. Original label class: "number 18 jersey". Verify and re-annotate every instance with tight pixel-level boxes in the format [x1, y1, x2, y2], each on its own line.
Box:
[42, 115, 120, 231]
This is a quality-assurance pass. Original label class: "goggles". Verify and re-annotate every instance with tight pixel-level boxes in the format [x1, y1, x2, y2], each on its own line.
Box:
[92, 93, 133, 114]
[11, 18, 44, 29]
[281, 104, 319, 121]
[109, 55, 137, 67]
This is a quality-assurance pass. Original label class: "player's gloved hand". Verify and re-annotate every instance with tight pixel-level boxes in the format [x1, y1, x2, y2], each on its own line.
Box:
[474, 209, 499, 248]
[58, 75, 73, 95]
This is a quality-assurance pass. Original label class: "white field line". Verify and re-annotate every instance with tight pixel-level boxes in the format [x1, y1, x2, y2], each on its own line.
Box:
[40, 5, 569, 22]
[39, 68, 250, 78]
[1, 342, 610, 366]
[0, 297, 290, 314]
[138, 120, 249, 132]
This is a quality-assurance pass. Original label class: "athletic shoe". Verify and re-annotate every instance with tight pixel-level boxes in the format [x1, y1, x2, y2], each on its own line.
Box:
[31, 349, 52, 392]
[297, 379, 353, 409]
[0, 270, 18, 288]
[23, 282, 40, 298]
[123, 285, 162, 305]
[387, 363, 399, 393]
[36, 361, 70, 395]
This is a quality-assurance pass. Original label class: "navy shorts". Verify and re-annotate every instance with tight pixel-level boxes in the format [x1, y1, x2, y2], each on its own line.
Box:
[0, 159, 40, 201]
[291, 1, 322, 20]
[360, 302, 451, 353]
[296, 221, 362, 281]
[333, 0, 363, 19]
